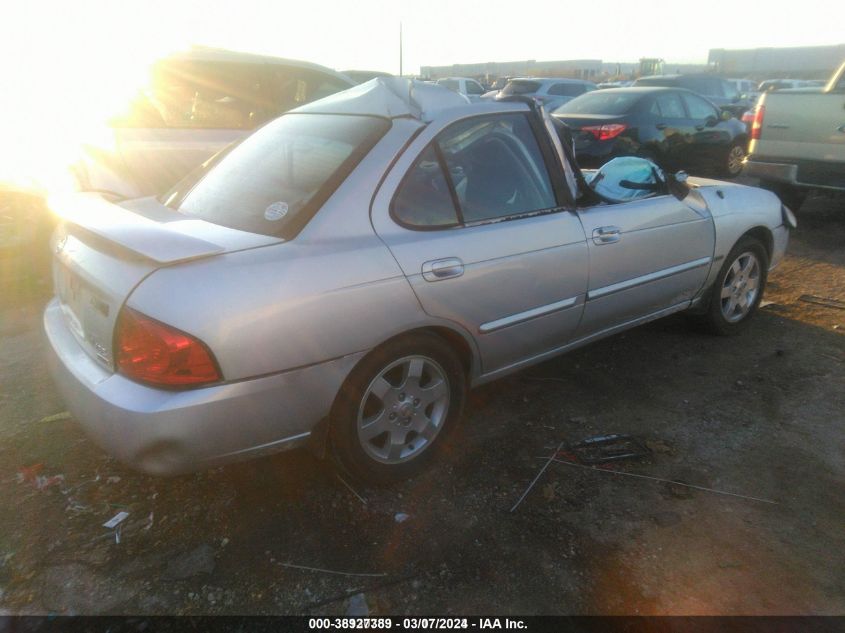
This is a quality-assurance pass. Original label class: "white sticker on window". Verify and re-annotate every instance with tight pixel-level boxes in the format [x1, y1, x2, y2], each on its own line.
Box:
[264, 201, 289, 221]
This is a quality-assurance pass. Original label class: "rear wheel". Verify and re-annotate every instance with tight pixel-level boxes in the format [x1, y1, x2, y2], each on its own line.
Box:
[701, 236, 768, 335]
[330, 333, 466, 485]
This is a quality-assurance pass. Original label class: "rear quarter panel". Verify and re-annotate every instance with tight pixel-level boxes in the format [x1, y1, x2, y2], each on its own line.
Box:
[124, 118, 480, 383]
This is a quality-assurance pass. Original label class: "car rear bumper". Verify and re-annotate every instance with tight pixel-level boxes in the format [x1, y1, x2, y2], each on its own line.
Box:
[44, 298, 364, 475]
[745, 158, 845, 191]
[743, 159, 799, 185]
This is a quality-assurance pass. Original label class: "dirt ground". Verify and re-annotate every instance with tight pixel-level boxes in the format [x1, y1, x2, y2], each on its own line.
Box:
[0, 183, 843, 616]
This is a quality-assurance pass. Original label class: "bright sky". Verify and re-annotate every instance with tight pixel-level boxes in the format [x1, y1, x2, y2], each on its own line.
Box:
[0, 0, 841, 188]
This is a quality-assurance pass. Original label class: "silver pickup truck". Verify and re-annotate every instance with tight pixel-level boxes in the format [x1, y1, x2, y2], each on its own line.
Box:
[744, 61, 845, 210]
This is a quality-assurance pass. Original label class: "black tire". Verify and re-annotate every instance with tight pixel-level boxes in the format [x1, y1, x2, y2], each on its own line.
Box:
[720, 141, 746, 178]
[700, 236, 769, 336]
[329, 332, 467, 485]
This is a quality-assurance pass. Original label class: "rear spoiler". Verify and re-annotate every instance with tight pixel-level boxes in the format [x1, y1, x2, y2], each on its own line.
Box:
[48, 193, 282, 265]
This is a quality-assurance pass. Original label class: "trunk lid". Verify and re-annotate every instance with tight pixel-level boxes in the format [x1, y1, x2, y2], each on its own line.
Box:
[50, 193, 283, 370]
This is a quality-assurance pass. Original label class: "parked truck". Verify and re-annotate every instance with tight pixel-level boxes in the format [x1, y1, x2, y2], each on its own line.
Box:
[744, 61, 845, 210]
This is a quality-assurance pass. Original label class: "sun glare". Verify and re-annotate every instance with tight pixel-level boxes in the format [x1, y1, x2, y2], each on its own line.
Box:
[0, 3, 183, 194]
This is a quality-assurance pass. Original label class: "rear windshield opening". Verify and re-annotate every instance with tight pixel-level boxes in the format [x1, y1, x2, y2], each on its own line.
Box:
[167, 113, 390, 239]
[554, 92, 641, 115]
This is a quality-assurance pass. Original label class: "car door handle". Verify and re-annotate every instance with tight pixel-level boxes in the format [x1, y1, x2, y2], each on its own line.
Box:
[656, 123, 667, 130]
[422, 258, 464, 281]
[592, 226, 621, 245]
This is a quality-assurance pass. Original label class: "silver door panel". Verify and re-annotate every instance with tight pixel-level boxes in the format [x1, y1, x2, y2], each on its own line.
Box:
[371, 104, 590, 375]
[576, 195, 715, 338]
[581, 262, 711, 335]
[584, 219, 713, 291]
[402, 232, 587, 372]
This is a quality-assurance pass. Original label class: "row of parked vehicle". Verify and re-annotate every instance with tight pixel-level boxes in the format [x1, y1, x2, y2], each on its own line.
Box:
[434, 73, 751, 178]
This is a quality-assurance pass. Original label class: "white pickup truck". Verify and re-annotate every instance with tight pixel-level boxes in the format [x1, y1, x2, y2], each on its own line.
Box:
[744, 61, 845, 210]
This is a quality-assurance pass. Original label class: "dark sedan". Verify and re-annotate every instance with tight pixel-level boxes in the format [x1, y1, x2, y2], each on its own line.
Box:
[552, 87, 749, 177]
[632, 74, 752, 118]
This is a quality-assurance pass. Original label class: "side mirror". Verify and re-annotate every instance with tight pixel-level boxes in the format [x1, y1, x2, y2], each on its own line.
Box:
[705, 115, 719, 127]
[667, 171, 690, 201]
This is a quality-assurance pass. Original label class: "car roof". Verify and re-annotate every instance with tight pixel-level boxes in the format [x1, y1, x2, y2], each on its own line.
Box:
[164, 46, 354, 82]
[295, 76, 472, 122]
[638, 73, 720, 81]
[589, 86, 681, 94]
[510, 77, 593, 84]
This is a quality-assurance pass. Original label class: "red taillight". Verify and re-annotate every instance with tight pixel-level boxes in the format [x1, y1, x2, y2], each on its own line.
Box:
[115, 308, 221, 388]
[741, 110, 755, 124]
[581, 123, 628, 141]
[750, 105, 765, 140]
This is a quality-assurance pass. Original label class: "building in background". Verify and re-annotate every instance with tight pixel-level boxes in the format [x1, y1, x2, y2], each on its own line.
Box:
[420, 58, 707, 83]
[708, 44, 845, 79]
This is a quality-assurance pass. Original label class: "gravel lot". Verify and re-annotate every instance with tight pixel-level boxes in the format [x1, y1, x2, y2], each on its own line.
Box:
[0, 184, 843, 615]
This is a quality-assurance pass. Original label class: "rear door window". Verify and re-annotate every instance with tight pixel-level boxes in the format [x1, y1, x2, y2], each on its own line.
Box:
[392, 113, 557, 228]
[466, 81, 485, 95]
[654, 92, 687, 118]
[393, 146, 460, 228]
[501, 80, 541, 96]
[682, 93, 719, 120]
[548, 83, 586, 97]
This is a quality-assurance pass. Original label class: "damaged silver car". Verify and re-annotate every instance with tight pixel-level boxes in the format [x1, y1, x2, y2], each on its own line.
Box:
[45, 78, 794, 482]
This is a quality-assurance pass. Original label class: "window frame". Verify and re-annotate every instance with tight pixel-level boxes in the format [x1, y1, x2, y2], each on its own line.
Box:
[680, 92, 719, 121]
[389, 111, 571, 232]
[652, 91, 688, 119]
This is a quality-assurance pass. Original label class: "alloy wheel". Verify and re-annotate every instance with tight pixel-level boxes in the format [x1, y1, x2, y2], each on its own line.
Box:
[356, 355, 450, 464]
[727, 144, 745, 176]
[720, 251, 761, 323]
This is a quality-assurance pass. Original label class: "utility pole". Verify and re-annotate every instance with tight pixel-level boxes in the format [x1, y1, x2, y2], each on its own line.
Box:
[399, 21, 403, 77]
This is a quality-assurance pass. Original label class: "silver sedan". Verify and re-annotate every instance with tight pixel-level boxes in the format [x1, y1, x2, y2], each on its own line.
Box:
[44, 78, 794, 482]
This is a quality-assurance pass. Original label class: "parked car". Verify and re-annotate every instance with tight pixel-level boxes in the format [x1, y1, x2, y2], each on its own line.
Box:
[495, 78, 597, 110]
[745, 61, 845, 210]
[82, 48, 356, 200]
[435, 77, 486, 102]
[757, 79, 820, 92]
[45, 78, 793, 483]
[0, 48, 355, 264]
[552, 87, 749, 177]
[728, 78, 760, 104]
[480, 76, 514, 99]
[633, 74, 751, 118]
[596, 81, 633, 90]
[342, 70, 393, 84]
